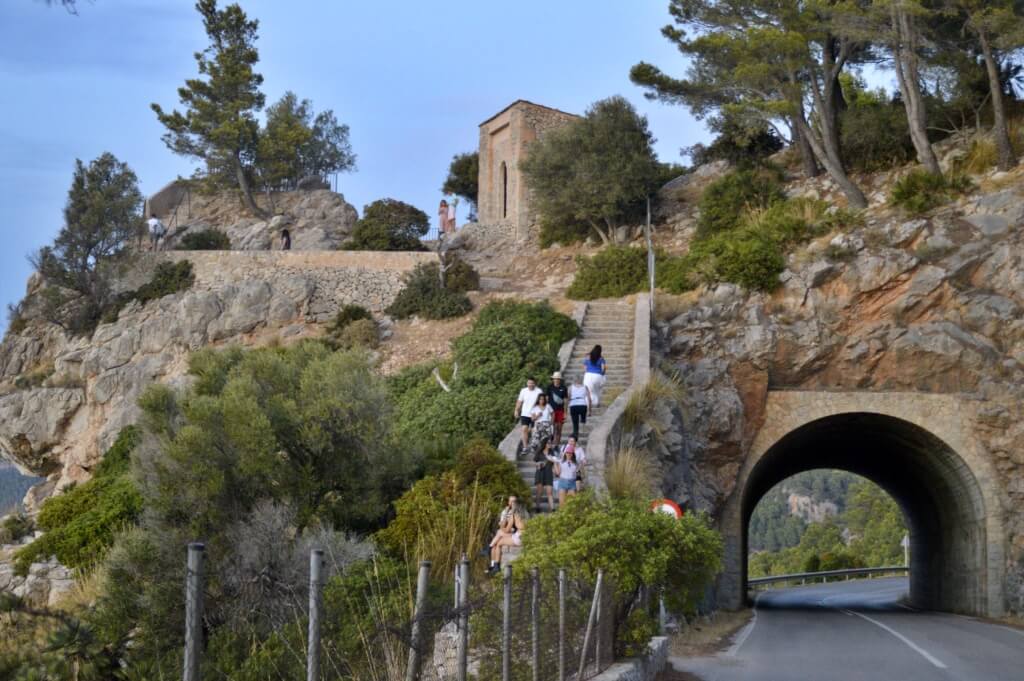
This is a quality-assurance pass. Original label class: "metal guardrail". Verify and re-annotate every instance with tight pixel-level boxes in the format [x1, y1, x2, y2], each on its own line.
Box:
[748, 566, 908, 587]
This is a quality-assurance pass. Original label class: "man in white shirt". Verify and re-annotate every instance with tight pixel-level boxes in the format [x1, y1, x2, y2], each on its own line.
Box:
[514, 377, 543, 450]
[147, 213, 167, 251]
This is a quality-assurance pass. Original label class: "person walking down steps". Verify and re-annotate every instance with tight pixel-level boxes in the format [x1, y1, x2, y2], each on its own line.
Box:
[583, 345, 607, 407]
[568, 375, 591, 442]
[546, 371, 568, 447]
[514, 377, 544, 453]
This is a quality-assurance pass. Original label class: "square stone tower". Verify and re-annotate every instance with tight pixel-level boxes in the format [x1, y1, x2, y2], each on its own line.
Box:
[477, 100, 579, 240]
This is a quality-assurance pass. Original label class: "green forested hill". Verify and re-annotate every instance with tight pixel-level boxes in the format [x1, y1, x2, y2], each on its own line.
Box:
[0, 464, 39, 516]
[748, 470, 907, 576]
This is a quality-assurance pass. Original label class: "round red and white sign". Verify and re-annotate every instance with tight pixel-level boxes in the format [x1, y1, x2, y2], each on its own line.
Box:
[650, 498, 683, 518]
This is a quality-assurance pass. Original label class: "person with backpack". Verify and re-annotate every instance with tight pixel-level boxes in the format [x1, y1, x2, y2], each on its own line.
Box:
[546, 371, 569, 447]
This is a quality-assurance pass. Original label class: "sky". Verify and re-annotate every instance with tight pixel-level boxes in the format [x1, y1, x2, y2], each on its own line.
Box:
[0, 0, 707, 330]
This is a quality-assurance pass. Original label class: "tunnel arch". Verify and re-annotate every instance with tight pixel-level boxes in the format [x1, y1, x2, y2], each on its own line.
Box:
[717, 392, 1006, 617]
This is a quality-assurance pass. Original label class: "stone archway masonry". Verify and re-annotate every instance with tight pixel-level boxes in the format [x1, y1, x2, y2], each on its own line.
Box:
[717, 390, 1008, 617]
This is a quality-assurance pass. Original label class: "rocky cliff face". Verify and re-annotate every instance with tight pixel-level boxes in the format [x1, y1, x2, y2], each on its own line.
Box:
[159, 188, 359, 251]
[652, 173, 1024, 608]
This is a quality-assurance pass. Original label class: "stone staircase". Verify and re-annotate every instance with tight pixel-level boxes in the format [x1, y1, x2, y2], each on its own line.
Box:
[516, 299, 635, 511]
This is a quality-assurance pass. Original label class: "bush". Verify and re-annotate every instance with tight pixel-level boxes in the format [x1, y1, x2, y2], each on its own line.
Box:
[687, 115, 783, 168]
[697, 169, 785, 238]
[334, 318, 378, 350]
[14, 427, 142, 575]
[840, 102, 915, 172]
[539, 216, 593, 248]
[325, 304, 373, 348]
[0, 513, 33, 544]
[344, 198, 429, 251]
[567, 246, 649, 300]
[376, 439, 529, 580]
[133, 260, 195, 305]
[179, 228, 231, 250]
[386, 263, 472, 320]
[444, 256, 480, 293]
[389, 301, 576, 447]
[516, 493, 722, 654]
[890, 170, 972, 215]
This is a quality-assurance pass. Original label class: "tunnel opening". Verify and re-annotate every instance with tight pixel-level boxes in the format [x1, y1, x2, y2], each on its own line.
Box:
[740, 413, 988, 614]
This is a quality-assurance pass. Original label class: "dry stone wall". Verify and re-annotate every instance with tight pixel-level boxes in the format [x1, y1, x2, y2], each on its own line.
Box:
[149, 250, 436, 317]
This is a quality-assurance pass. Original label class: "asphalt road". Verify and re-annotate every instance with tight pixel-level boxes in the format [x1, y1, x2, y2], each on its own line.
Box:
[672, 578, 1024, 681]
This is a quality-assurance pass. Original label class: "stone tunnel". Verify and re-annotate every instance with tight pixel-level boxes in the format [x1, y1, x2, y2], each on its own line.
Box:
[717, 391, 1007, 617]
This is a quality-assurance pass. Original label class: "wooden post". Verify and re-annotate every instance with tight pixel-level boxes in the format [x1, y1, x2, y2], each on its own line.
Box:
[456, 558, 470, 681]
[558, 569, 566, 681]
[183, 542, 205, 681]
[502, 565, 512, 681]
[577, 570, 603, 679]
[405, 561, 431, 681]
[307, 549, 325, 681]
[531, 568, 540, 681]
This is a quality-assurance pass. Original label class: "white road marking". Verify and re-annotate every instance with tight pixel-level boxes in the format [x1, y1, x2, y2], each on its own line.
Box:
[727, 592, 761, 657]
[843, 609, 948, 669]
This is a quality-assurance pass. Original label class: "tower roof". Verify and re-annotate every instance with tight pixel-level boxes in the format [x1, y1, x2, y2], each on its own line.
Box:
[479, 99, 580, 127]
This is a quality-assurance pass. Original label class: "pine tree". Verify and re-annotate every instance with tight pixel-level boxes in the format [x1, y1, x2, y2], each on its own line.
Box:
[31, 153, 144, 333]
[152, 0, 266, 216]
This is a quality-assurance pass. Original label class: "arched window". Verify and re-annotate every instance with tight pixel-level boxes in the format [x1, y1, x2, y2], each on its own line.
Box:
[500, 162, 508, 219]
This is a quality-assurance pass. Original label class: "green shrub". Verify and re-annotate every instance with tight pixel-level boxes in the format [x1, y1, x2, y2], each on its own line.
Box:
[890, 170, 972, 215]
[334, 318, 378, 350]
[617, 608, 660, 657]
[14, 427, 142, 575]
[107, 260, 195, 322]
[840, 102, 915, 172]
[697, 169, 785, 237]
[567, 246, 649, 300]
[331, 303, 372, 330]
[687, 115, 783, 168]
[344, 198, 429, 251]
[389, 301, 576, 447]
[444, 256, 480, 293]
[386, 263, 472, 320]
[179, 228, 231, 250]
[538, 216, 593, 248]
[0, 513, 33, 544]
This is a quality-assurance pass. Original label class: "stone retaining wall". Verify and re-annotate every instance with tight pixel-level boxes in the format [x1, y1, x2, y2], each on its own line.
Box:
[141, 250, 436, 317]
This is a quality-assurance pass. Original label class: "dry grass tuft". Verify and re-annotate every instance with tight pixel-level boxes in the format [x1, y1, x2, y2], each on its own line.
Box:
[655, 291, 701, 322]
[622, 374, 685, 437]
[605, 447, 660, 501]
[670, 609, 753, 657]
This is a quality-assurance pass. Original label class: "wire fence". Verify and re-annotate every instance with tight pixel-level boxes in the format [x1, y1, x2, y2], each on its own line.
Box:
[180, 545, 622, 681]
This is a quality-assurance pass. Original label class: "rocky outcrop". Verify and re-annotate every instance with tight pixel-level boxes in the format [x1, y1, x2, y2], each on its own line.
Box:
[653, 173, 1024, 606]
[158, 188, 359, 251]
[0, 249, 432, 498]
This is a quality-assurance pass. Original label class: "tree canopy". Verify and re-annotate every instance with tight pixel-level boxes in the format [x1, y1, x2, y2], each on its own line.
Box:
[31, 152, 144, 334]
[257, 91, 356, 190]
[441, 151, 479, 208]
[152, 0, 266, 215]
[344, 198, 430, 251]
[520, 96, 662, 244]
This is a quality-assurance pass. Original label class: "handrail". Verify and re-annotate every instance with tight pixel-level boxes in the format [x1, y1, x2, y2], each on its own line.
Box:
[748, 566, 908, 587]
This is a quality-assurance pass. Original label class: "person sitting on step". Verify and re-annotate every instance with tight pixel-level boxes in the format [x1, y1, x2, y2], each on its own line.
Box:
[487, 495, 527, 574]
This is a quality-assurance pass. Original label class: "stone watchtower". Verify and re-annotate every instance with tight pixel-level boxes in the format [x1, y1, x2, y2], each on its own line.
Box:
[477, 100, 579, 240]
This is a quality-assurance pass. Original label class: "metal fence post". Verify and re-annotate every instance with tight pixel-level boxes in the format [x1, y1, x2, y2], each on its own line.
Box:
[405, 560, 431, 681]
[577, 570, 604, 679]
[502, 565, 512, 681]
[558, 569, 566, 681]
[183, 542, 205, 681]
[456, 558, 470, 681]
[531, 567, 540, 681]
[308, 549, 325, 681]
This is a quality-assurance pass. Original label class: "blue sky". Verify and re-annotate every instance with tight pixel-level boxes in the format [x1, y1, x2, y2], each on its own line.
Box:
[0, 0, 706, 329]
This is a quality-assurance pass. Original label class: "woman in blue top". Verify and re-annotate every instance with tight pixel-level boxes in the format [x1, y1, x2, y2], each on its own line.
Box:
[582, 344, 607, 407]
